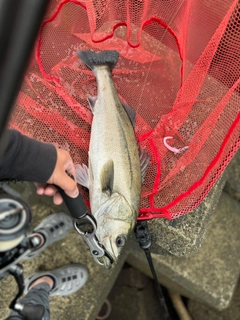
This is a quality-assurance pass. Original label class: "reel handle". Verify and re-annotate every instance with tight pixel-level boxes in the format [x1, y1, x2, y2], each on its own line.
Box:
[16, 304, 45, 320]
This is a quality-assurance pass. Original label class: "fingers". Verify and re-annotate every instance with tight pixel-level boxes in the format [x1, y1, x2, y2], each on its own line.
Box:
[42, 185, 58, 196]
[47, 147, 79, 199]
[35, 183, 47, 195]
[53, 192, 63, 205]
[36, 148, 79, 205]
[64, 159, 77, 182]
[35, 184, 63, 204]
[54, 172, 79, 198]
[35, 183, 60, 198]
[36, 187, 45, 195]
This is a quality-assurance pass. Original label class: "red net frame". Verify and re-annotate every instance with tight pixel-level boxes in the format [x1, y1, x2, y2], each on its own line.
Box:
[11, 0, 240, 220]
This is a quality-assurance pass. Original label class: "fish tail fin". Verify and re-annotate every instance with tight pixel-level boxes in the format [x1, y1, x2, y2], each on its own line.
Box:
[77, 50, 119, 71]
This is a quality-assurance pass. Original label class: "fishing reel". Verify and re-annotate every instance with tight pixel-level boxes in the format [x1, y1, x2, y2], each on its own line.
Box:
[0, 188, 39, 314]
[0, 192, 32, 270]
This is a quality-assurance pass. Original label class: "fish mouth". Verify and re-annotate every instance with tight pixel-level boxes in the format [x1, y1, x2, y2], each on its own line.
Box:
[99, 235, 126, 269]
[101, 255, 113, 270]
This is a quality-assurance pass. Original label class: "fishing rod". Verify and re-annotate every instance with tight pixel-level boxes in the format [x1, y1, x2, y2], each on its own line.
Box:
[133, 3, 188, 319]
[135, 220, 171, 320]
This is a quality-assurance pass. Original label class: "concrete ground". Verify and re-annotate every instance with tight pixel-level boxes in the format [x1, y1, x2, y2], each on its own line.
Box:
[0, 181, 176, 320]
[0, 182, 180, 320]
[0, 182, 126, 320]
[0, 149, 239, 319]
[104, 263, 180, 320]
[188, 278, 240, 320]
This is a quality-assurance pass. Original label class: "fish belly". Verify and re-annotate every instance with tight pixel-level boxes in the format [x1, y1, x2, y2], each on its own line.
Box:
[89, 97, 141, 218]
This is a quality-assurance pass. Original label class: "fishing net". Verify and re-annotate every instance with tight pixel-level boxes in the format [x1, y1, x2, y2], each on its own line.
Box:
[10, 0, 240, 220]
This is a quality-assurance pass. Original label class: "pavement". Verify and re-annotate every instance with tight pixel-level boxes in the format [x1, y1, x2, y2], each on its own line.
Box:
[0, 182, 126, 320]
[0, 149, 239, 319]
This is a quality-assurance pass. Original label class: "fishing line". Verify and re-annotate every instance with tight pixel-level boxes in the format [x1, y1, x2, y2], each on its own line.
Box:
[133, 4, 187, 318]
[136, 0, 186, 114]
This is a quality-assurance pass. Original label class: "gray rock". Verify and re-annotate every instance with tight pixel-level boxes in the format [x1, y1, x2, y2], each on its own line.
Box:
[0, 182, 125, 320]
[127, 192, 240, 310]
[147, 169, 229, 256]
[188, 279, 240, 320]
[224, 149, 240, 201]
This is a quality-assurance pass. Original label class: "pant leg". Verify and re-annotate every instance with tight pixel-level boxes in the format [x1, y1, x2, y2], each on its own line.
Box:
[7, 283, 51, 320]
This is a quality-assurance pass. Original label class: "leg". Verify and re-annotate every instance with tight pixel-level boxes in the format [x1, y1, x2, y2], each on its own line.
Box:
[7, 280, 51, 320]
[7, 264, 88, 320]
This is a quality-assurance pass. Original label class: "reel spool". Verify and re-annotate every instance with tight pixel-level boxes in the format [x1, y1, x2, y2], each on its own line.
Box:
[0, 193, 31, 252]
[0, 192, 34, 312]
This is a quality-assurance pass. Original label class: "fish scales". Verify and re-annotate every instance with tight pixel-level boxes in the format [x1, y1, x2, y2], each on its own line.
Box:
[90, 66, 140, 214]
[76, 50, 143, 267]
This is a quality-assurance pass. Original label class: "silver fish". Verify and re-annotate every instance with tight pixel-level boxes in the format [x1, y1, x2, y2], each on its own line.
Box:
[76, 50, 149, 268]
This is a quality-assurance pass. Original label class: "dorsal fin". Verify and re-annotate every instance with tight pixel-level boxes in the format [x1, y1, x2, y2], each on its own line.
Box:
[120, 100, 136, 127]
[138, 145, 151, 183]
[100, 160, 114, 196]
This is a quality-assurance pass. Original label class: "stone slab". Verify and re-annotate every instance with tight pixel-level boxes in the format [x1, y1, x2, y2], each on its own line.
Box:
[147, 169, 229, 257]
[0, 182, 126, 320]
[127, 192, 240, 310]
[188, 279, 240, 320]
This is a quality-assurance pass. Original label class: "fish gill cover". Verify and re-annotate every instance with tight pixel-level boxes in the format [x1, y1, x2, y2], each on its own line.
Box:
[10, 0, 240, 220]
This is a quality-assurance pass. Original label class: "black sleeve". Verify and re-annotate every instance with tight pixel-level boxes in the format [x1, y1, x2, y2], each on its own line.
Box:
[0, 129, 57, 184]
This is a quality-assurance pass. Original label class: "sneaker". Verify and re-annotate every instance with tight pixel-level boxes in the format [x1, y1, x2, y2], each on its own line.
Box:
[25, 212, 73, 260]
[24, 264, 88, 296]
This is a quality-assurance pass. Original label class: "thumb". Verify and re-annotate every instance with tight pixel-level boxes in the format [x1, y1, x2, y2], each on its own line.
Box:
[54, 172, 79, 198]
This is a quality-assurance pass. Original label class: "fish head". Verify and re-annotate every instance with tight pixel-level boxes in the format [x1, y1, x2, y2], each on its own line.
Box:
[94, 193, 137, 269]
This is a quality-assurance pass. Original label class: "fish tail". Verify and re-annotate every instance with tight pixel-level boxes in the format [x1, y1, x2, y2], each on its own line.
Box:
[77, 50, 119, 71]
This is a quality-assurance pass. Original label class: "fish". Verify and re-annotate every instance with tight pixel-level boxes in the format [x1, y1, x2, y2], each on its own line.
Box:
[76, 50, 150, 268]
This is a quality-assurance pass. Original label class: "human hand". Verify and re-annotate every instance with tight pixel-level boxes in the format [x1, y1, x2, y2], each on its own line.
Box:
[35, 148, 79, 205]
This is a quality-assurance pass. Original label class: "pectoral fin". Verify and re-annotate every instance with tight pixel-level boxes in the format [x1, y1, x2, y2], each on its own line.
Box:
[75, 163, 90, 189]
[94, 192, 121, 219]
[100, 160, 114, 197]
[87, 96, 97, 112]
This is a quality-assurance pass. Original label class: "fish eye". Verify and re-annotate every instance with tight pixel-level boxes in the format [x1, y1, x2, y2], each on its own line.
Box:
[116, 235, 126, 247]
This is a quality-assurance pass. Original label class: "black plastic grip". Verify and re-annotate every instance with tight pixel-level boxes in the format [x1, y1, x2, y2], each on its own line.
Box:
[19, 304, 45, 320]
[56, 186, 89, 219]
